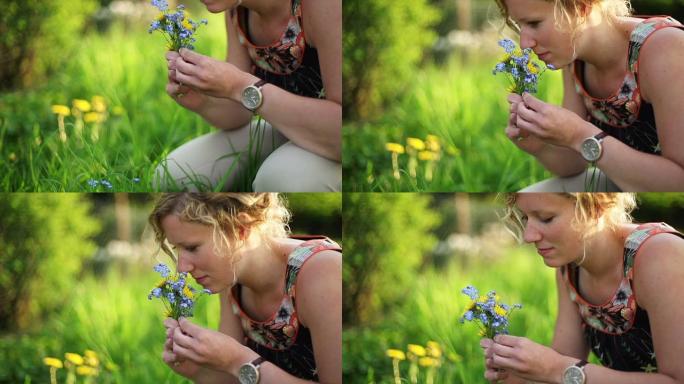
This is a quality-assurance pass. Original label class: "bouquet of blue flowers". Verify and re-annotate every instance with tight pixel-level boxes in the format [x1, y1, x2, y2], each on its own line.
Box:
[148, 263, 211, 319]
[459, 285, 522, 339]
[492, 38, 544, 94]
[148, 0, 208, 51]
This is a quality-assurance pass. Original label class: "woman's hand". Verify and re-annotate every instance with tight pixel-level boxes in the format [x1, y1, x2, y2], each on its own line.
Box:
[174, 49, 256, 100]
[516, 93, 597, 150]
[506, 93, 547, 155]
[485, 334, 575, 383]
[481, 338, 510, 383]
[172, 317, 256, 374]
[166, 51, 209, 112]
[162, 318, 202, 379]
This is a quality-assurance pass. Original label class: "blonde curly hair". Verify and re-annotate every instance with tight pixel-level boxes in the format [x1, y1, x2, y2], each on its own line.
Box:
[149, 193, 291, 263]
[501, 193, 637, 242]
[494, 0, 632, 36]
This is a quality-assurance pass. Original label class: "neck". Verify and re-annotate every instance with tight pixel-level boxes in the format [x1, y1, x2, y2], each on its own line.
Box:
[234, 235, 287, 294]
[575, 14, 630, 73]
[242, 0, 288, 20]
[577, 225, 629, 279]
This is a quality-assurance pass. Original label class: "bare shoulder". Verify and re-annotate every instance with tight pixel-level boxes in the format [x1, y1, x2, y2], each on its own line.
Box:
[297, 249, 342, 287]
[295, 249, 342, 324]
[300, 0, 342, 48]
[633, 232, 684, 309]
[637, 27, 684, 101]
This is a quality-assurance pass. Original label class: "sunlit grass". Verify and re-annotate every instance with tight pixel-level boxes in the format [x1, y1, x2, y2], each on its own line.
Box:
[0, 12, 261, 191]
[343, 54, 564, 192]
[343, 247, 558, 383]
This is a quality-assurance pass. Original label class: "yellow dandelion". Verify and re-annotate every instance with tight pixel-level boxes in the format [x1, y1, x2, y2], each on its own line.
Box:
[182, 19, 193, 31]
[51, 105, 71, 116]
[43, 357, 63, 368]
[84, 350, 99, 367]
[386, 349, 406, 360]
[418, 357, 438, 367]
[156, 12, 166, 22]
[426, 341, 442, 358]
[83, 112, 104, 124]
[183, 285, 194, 299]
[513, 48, 523, 57]
[156, 279, 167, 288]
[407, 344, 427, 357]
[385, 142, 405, 154]
[527, 62, 539, 74]
[476, 295, 487, 303]
[418, 151, 439, 161]
[406, 137, 426, 151]
[425, 135, 441, 152]
[65, 352, 84, 365]
[72, 99, 91, 112]
[91, 96, 106, 113]
[494, 305, 508, 317]
[76, 365, 98, 376]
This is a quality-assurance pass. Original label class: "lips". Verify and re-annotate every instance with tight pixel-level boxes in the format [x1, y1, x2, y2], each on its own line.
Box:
[537, 52, 551, 61]
[537, 247, 554, 257]
[194, 275, 208, 284]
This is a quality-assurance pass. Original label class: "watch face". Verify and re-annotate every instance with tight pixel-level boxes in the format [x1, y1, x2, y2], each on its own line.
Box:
[242, 86, 262, 110]
[581, 137, 601, 162]
[238, 364, 259, 384]
[562, 366, 585, 384]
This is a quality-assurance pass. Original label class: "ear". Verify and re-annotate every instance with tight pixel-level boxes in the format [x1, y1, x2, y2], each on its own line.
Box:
[236, 212, 252, 240]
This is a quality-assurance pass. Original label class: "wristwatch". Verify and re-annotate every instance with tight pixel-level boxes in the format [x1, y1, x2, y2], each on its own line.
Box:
[580, 131, 609, 162]
[238, 356, 265, 384]
[241, 79, 267, 112]
[562, 360, 588, 384]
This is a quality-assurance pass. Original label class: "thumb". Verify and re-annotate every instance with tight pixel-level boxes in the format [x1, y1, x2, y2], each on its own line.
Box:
[178, 317, 200, 336]
[179, 48, 201, 63]
[522, 92, 543, 111]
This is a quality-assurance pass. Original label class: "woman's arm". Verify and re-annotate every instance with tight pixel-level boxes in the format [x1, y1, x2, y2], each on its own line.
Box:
[587, 28, 684, 191]
[226, 0, 342, 161]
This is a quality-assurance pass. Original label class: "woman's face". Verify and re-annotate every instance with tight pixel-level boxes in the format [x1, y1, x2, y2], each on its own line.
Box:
[199, 0, 241, 13]
[160, 214, 237, 293]
[515, 194, 583, 267]
[504, 0, 577, 68]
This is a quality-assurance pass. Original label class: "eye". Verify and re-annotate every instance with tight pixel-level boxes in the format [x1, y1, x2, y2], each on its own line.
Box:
[540, 216, 555, 224]
[185, 245, 198, 252]
[528, 21, 541, 28]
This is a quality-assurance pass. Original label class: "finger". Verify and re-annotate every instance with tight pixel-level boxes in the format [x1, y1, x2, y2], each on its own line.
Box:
[480, 338, 494, 349]
[522, 92, 544, 112]
[491, 341, 517, 358]
[507, 93, 522, 105]
[164, 318, 180, 329]
[516, 101, 538, 124]
[174, 70, 199, 89]
[173, 325, 197, 350]
[173, 339, 202, 363]
[166, 51, 180, 61]
[162, 349, 179, 364]
[179, 48, 203, 64]
[179, 317, 203, 337]
[505, 126, 523, 140]
[175, 57, 198, 77]
[494, 334, 522, 347]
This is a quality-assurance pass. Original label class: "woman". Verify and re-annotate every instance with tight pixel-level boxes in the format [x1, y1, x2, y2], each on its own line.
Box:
[157, 0, 341, 192]
[480, 193, 684, 383]
[496, 0, 684, 191]
[149, 193, 342, 383]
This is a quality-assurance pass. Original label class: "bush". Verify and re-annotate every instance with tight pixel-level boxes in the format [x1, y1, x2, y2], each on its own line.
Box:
[0, 0, 98, 91]
[0, 194, 100, 331]
[343, 0, 440, 120]
[342, 193, 440, 326]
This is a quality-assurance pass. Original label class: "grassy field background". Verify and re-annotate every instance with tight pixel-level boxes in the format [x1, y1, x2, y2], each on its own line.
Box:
[343, 246, 559, 383]
[0, 10, 245, 192]
[343, 52, 564, 192]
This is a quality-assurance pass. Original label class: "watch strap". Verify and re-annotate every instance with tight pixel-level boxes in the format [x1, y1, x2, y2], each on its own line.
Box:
[593, 131, 608, 141]
[253, 79, 267, 89]
[251, 356, 265, 368]
[576, 359, 588, 368]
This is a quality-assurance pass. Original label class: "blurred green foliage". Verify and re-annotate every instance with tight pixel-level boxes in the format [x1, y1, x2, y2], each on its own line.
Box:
[0, 194, 100, 332]
[342, 193, 440, 326]
[343, 0, 440, 121]
[631, 0, 684, 20]
[285, 193, 342, 240]
[0, 0, 98, 91]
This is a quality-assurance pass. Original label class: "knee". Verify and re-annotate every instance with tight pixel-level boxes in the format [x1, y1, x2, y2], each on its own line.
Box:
[252, 145, 341, 192]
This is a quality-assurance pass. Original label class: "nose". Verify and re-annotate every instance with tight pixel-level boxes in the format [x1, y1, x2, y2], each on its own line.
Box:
[519, 28, 536, 50]
[176, 251, 193, 273]
[522, 222, 542, 243]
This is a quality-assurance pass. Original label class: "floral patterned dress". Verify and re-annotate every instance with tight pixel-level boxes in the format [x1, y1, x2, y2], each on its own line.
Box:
[572, 16, 684, 154]
[561, 223, 684, 372]
[230, 236, 341, 380]
[231, 0, 325, 99]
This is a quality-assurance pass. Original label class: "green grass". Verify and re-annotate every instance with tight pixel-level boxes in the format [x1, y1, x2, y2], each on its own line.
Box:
[0, 13, 261, 192]
[0, 264, 220, 383]
[343, 246, 559, 383]
[343, 54, 564, 192]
